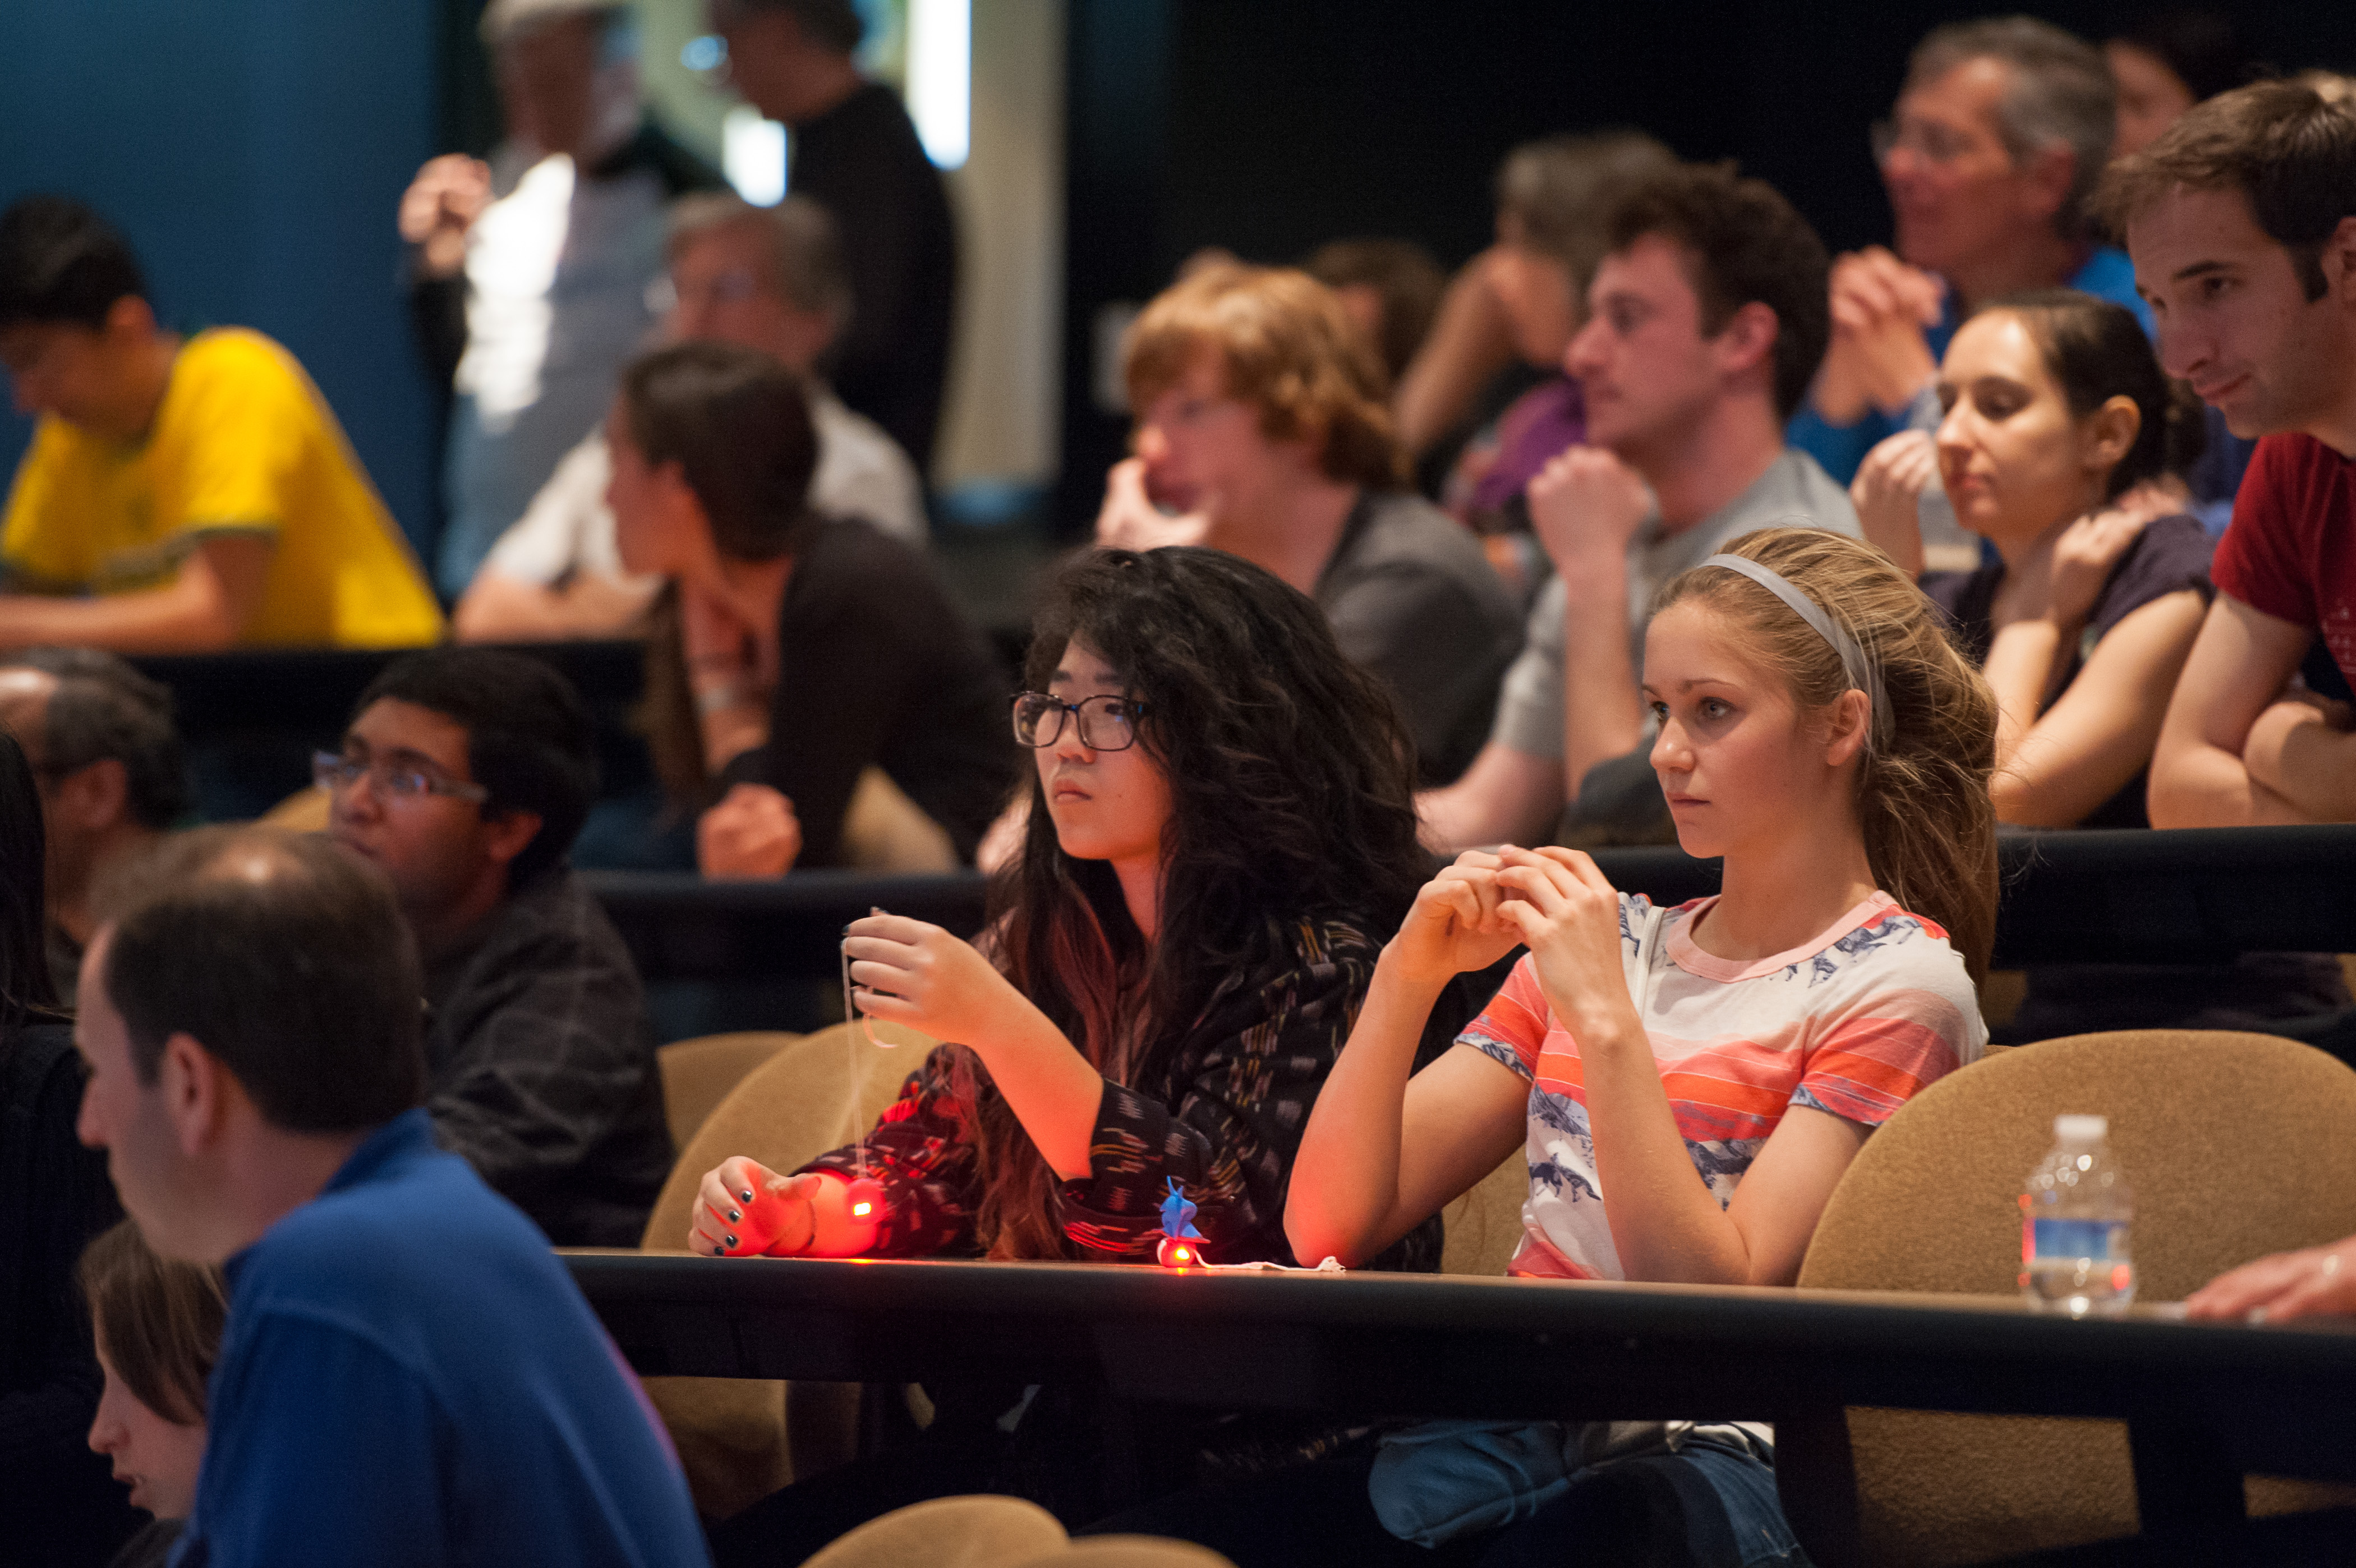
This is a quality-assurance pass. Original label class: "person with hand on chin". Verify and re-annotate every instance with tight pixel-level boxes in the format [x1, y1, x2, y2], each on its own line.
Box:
[1108, 527, 1991, 1568]
[1851, 292, 2214, 829]
[691, 546, 1445, 1565]
[1419, 160, 1860, 856]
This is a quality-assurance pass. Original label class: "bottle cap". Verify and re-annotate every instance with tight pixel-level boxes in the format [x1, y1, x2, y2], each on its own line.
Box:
[2054, 1114, 2108, 1142]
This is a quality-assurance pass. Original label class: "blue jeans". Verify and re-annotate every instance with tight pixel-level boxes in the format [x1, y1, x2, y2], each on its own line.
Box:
[1087, 1434, 1807, 1568]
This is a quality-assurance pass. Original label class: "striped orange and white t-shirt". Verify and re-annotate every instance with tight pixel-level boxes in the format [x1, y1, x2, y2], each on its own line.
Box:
[1462, 890, 1984, 1282]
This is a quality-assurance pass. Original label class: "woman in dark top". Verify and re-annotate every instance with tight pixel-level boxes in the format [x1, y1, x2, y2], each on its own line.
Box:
[693, 546, 1444, 1560]
[1856, 292, 2345, 1037]
[1853, 291, 2214, 829]
[608, 339, 1016, 876]
[0, 726, 136, 1565]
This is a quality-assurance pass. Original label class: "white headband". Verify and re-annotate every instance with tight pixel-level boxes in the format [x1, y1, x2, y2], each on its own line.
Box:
[1699, 553, 1889, 751]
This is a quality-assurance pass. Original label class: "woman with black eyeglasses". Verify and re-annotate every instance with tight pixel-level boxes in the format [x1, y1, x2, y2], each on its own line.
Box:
[605, 338, 1014, 875]
[690, 546, 1448, 1559]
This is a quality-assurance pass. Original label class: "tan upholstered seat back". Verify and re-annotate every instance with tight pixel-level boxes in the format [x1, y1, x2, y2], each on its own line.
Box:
[655, 1031, 800, 1152]
[638, 1019, 938, 1520]
[803, 1494, 1069, 1568]
[1439, 1149, 1529, 1277]
[1790, 1030, 2356, 1566]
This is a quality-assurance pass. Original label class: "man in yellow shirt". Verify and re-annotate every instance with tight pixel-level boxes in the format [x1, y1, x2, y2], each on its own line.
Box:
[0, 196, 444, 651]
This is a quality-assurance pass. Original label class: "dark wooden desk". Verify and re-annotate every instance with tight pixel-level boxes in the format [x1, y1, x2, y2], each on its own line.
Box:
[567, 1252, 2356, 1562]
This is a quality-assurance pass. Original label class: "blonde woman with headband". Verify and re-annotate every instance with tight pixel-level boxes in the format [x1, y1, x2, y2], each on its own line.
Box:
[1112, 526, 1996, 1567]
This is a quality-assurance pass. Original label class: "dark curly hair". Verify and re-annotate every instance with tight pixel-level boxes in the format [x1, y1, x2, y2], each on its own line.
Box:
[962, 546, 1428, 1258]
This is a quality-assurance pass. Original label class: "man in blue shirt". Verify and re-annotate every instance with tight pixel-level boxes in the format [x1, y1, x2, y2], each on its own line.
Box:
[1790, 17, 2151, 486]
[71, 826, 708, 1567]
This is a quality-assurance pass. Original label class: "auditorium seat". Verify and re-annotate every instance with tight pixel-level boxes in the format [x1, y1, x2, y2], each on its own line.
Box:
[637, 1020, 932, 1520]
[656, 1031, 801, 1151]
[1780, 1031, 2356, 1567]
[1439, 1149, 1529, 1277]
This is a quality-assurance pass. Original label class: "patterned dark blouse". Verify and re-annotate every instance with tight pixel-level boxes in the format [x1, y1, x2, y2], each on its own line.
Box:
[803, 915, 1442, 1270]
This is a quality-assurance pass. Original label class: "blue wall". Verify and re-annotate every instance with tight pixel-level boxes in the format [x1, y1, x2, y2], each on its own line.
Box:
[0, 1, 443, 557]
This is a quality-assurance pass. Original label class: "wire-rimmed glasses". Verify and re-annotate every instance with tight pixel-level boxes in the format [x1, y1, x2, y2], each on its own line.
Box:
[311, 751, 489, 805]
[1011, 691, 1143, 752]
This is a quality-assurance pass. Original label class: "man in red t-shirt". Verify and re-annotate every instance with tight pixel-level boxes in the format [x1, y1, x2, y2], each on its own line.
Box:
[2102, 81, 2356, 825]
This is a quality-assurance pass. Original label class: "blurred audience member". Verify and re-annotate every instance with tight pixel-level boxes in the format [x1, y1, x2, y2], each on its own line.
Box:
[0, 725, 135, 1566]
[72, 826, 708, 1565]
[2106, 9, 2247, 160]
[1792, 18, 2142, 488]
[454, 194, 923, 643]
[1854, 294, 2209, 828]
[0, 650, 183, 1005]
[2111, 82, 2356, 826]
[612, 342, 1014, 875]
[0, 197, 441, 652]
[1302, 237, 1447, 390]
[321, 649, 671, 1245]
[711, 0, 957, 470]
[1421, 162, 1858, 853]
[77, 1222, 225, 1568]
[1099, 264, 1520, 785]
[404, 0, 724, 597]
[1428, 132, 1678, 596]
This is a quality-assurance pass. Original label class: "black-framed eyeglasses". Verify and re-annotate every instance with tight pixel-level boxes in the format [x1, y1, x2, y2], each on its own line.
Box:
[312, 751, 490, 805]
[1011, 692, 1144, 752]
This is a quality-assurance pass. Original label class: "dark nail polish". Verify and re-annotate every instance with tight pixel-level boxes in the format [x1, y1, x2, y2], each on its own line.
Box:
[725, 1234, 738, 1248]
[728, 1208, 741, 1222]
[740, 1189, 754, 1203]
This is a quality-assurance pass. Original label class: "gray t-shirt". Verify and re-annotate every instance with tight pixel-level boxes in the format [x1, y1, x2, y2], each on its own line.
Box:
[1316, 489, 1524, 786]
[1492, 449, 1860, 759]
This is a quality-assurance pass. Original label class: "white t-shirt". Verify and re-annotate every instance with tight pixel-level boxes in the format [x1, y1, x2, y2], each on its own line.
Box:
[478, 387, 926, 590]
[1462, 890, 1985, 1282]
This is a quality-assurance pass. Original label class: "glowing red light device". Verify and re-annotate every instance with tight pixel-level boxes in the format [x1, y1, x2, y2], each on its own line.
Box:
[843, 1177, 884, 1223]
[1156, 1236, 1199, 1268]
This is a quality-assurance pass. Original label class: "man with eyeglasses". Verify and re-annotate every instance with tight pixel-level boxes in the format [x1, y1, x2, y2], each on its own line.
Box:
[318, 646, 671, 1247]
[452, 192, 923, 643]
[401, 0, 724, 599]
[1789, 17, 2149, 492]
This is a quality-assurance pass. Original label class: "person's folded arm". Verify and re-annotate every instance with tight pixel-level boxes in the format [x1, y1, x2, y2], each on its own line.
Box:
[0, 531, 272, 652]
[2245, 699, 2356, 822]
[1991, 590, 2206, 827]
[452, 568, 657, 643]
[1415, 742, 1566, 853]
[2147, 595, 2318, 827]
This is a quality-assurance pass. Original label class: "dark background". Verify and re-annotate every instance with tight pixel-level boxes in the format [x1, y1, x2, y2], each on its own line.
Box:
[4, 3, 2352, 559]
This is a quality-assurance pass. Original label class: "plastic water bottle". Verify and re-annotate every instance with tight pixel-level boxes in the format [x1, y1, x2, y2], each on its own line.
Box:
[2019, 1114, 2134, 1316]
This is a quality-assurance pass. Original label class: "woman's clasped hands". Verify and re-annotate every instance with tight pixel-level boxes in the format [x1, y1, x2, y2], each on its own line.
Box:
[1387, 847, 1639, 1040]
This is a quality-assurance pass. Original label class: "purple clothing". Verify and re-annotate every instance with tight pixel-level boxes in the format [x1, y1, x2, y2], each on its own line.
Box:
[1460, 377, 1586, 525]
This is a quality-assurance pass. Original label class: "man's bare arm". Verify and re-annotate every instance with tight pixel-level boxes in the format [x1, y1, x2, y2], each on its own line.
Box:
[0, 532, 273, 653]
[2147, 595, 2318, 827]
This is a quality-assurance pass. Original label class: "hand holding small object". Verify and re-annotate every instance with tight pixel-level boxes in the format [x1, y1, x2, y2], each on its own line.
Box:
[843, 911, 1037, 1047]
[691, 1156, 822, 1256]
[1096, 458, 1209, 552]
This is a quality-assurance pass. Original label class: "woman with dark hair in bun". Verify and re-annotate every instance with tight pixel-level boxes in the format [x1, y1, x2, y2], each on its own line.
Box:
[606, 338, 1015, 876]
[1853, 289, 2214, 830]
